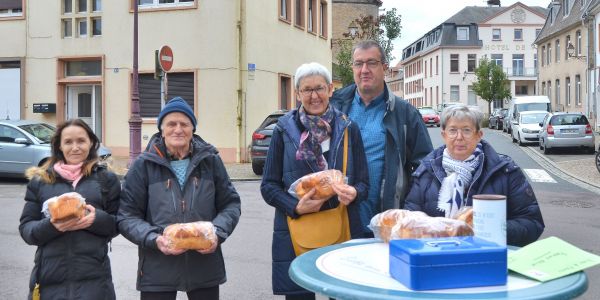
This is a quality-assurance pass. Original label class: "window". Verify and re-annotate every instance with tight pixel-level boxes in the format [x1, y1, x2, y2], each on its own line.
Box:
[536, 28, 541, 37]
[541, 46, 545, 66]
[450, 85, 460, 101]
[92, 17, 101, 36]
[424, 61, 427, 77]
[78, 18, 87, 37]
[319, 1, 327, 37]
[66, 60, 102, 76]
[547, 81, 552, 102]
[457, 27, 469, 40]
[64, 0, 72, 13]
[467, 54, 476, 72]
[541, 82, 546, 95]
[450, 54, 459, 72]
[565, 35, 571, 59]
[295, 0, 305, 28]
[492, 28, 501, 40]
[534, 54, 538, 73]
[93, 0, 101, 12]
[566, 77, 571, 106]
[436, 56, 439, 74]
[436, 86, 439, 105]
[576, 30, 582, 55]
[78, 0, 87, 12]
[138, 0, 194, 9]
[575, 75, 581, 105]
[563, 0, 570, 16]
[491, 54, 503, 67]
[279, 0, 290, 22]
[279, 74, 292, 109]
[308, 0, 317, 33]
[512, 54, 524, 76]
[547, 43, 552, 64]
[514, 29, 523, 40]
[555, 79, 561, 108]
[139, 72, 194, 117]
[468, 85, 476, 105]
[430, 58, 432, 76]
[0, 125, 26, 143]
[0, 0, 23, 17]
[555, 39, 560, 62]
[63, 19, 73, 38]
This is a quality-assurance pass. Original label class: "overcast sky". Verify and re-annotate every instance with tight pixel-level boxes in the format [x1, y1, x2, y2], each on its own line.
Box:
[380, 0, 552, 65]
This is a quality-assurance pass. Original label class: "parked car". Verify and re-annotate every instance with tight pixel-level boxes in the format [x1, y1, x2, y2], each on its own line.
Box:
[418, 107, 440, 127]
[511, 111, 547, 146]
[538, 112, 595, 154]
[250, 110, 287, 175]
[488, 108, 508, 130]
[0, 120, 112, 178]
[596, 145, 600, 173]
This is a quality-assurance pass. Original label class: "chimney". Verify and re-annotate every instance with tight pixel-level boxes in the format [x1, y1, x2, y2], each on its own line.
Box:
[487, 0, 501, 7]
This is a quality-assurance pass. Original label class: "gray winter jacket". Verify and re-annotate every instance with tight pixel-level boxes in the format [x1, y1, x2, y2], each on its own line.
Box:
[117, 134, 241, 292]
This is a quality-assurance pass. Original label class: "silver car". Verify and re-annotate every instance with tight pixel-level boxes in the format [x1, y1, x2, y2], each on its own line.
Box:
[0, 120, 111, 177]
[538, 112, 595, 154]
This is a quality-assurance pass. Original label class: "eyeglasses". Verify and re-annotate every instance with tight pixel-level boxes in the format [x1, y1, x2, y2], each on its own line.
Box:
[299, 86, 327, 97]
[352, 60, 382, 69]
[444, 128, 476, 139]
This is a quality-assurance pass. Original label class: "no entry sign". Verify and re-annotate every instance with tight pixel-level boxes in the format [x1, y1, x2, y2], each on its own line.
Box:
[158, 45, 173, 72]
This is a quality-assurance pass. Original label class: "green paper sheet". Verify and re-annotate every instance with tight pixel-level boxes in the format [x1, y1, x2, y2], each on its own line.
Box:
[508, 236, 600, 282]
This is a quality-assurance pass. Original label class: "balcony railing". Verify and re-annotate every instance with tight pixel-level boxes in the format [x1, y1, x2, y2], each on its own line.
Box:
[503, 67, 537, 77]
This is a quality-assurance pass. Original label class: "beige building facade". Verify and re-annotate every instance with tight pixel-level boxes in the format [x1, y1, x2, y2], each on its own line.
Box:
[0, 0, 332, 163]
[536, 0, 595, 126]
[401, 2, 546, 113]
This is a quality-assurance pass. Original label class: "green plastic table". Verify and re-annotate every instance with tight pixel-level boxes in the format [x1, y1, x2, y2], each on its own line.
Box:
[289, 240, 588, 299]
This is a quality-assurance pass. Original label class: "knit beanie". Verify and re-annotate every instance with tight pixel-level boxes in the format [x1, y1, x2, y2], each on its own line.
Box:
[157, 97, 197, 132]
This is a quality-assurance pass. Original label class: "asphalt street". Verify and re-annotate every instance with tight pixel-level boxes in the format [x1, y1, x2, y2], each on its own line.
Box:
[1, 126, 599, 299]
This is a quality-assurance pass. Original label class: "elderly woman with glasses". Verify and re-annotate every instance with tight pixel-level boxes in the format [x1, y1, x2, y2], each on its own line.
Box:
[404, 105, 544, 247]
[261, 62, 369, 300]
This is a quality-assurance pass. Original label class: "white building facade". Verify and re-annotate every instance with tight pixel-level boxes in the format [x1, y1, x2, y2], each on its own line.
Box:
[401, 2, 547, 113]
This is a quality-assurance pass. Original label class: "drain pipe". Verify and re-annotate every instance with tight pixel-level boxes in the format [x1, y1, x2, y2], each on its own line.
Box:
[236, 0, 245, 162]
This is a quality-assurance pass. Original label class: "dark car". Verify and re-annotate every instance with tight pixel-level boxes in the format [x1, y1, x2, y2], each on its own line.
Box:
[250, 110, 287, 175]
[418, 107, 440, 127]
[488, 108, 508, 130]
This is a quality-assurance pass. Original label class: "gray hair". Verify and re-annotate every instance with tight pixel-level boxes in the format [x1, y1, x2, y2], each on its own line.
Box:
[441, 104, 484, 130]
[294, 62, 332, 89]
[352, 40, 388, 65]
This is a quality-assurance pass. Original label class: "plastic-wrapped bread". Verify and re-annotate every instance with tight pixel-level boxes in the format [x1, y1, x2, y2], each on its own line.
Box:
[45, 192, 86, 223]
[453, 206, 473, 227]
[294, 169, 344, 199]
[163, 221, 217, 250]
[369, 209, 473, 242]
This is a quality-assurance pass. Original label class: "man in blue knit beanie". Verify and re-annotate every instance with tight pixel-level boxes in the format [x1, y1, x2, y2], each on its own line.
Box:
[157, 97, 197, 132]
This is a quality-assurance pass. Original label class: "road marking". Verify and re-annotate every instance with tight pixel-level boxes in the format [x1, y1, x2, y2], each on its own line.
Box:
[523, 169, 557, 183]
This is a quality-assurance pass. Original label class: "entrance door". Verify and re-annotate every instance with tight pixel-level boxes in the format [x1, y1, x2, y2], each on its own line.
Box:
[0, 66, 20, 120]
[66, 85, 102, 140]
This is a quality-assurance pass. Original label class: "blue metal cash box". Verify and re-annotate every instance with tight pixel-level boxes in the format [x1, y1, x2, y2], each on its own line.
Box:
[389, 236, 507, 290]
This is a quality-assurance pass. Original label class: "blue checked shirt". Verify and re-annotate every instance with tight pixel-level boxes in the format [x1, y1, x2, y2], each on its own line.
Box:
[348, 90, 386, 230]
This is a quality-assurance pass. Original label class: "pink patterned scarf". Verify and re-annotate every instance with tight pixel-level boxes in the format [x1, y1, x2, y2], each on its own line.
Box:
[54, 161, 84, 188]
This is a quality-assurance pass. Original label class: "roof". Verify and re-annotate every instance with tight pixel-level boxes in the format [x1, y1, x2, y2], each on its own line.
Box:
[535, 0, 599, 43]
[444, 6, 504, 25]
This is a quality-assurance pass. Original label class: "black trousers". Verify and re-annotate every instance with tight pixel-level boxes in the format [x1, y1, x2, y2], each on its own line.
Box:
[140, 286, 219, 300]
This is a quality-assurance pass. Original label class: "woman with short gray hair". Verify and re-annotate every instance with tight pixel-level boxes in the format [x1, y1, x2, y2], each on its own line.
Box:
[405, 104, 545, 246]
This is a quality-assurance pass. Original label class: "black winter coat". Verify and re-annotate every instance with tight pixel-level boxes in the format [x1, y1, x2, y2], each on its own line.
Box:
[117, 134, 241, 292]
[19, 164, 120, 300]
[404, 140, 545, 247]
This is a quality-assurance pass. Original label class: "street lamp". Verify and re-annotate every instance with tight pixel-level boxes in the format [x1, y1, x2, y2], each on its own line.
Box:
[567, 41, 586, 60]
[348, 21, 358, 39]
[462, 70, 468, 81]
[128, 1, 142, 166]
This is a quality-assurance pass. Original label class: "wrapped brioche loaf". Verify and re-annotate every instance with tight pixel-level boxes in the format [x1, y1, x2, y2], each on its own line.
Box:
[163, 221, 217, 250]
[454, 206, 473, 227]
[47, 192, 86, 223]
[295, 169, 344, 199]
[370, 209, 473, 242]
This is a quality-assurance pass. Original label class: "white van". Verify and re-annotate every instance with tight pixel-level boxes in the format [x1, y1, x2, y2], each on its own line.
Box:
[506, 96, 551, 134]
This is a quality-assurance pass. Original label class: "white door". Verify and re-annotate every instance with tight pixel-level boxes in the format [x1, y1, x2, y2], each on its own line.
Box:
[0, 67, 21, 120]
[66, 85, 101, 139]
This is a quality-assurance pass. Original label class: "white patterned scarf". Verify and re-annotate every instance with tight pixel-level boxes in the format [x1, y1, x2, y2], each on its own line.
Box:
[437, 143, 483, 218]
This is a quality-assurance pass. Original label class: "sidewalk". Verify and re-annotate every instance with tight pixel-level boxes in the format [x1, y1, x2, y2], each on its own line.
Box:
[106, 156, 261, 181]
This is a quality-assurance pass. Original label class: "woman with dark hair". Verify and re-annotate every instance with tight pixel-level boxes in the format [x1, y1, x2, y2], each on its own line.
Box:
[19, 119, 121, 300]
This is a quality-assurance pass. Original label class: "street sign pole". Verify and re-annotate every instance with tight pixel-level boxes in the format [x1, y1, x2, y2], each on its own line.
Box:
[158, 45, 173, 108]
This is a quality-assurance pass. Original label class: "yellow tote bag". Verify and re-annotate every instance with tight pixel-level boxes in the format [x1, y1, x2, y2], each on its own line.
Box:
[287, 127, 351, 256]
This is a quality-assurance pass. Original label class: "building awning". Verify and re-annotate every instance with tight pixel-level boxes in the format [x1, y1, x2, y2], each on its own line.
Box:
[0, 0, 22, 10]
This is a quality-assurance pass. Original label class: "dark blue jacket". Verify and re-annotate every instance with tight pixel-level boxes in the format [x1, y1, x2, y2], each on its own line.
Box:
[330, 83, 433, 212]
[404, 140, 545, 247]
[260, 108, 369, 296]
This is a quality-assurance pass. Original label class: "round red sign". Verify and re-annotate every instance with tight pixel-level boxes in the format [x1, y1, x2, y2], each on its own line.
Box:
[159, 45, 173, 72]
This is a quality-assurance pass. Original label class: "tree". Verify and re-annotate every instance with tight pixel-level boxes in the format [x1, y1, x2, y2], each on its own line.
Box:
[334, 8, 402, 87]
[471, 57, 511, 115]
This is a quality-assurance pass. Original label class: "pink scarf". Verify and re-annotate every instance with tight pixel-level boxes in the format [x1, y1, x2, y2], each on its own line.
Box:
[54, 161, 84, 188]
